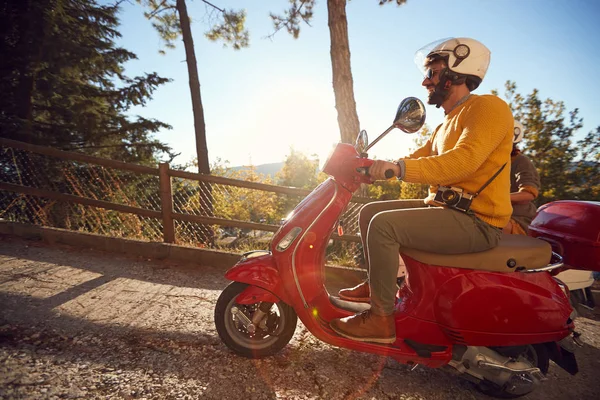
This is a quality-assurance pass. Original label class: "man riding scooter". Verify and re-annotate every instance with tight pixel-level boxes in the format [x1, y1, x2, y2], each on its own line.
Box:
[331, 37, 514, 344]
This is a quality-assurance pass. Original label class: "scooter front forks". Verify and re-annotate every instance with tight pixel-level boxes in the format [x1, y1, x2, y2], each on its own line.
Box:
[230, 302, 274, 334]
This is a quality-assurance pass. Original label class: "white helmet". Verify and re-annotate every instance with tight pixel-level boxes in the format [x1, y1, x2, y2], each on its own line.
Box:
[416, 37, 491, 91]
[513, 121, 525, 144]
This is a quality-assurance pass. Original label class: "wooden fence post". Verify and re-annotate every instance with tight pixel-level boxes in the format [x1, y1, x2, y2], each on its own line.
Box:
[159, 162, 175, 243]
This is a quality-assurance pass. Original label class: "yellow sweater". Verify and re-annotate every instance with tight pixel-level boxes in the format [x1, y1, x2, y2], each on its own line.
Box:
[403, 94, 514, 228]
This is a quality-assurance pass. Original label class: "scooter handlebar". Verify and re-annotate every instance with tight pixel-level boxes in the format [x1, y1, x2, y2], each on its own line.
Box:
[354, 164, 396, 181]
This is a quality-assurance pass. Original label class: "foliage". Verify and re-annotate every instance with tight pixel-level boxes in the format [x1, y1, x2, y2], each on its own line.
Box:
[269, 0, 315, 39]
[172, 149, 322, 243]
[269, 0, 406, 39]
[276, 148, 320, 189]
[210, 158, 280, 224]
[137, 0, 249, 51]
[399, 124, 431, 199]
[0, 0, 174, 164]
[275, 148, 319, 217]
[496, 81, 600, 203]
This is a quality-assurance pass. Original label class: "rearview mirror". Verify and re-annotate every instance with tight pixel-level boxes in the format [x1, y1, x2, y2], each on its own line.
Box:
[393, 97, 426, 133]
[355, 130, 368, 153]
[365, 97, 426, 151]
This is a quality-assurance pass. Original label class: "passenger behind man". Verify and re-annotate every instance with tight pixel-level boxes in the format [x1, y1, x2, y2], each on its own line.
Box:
[503, 121, 541, 235]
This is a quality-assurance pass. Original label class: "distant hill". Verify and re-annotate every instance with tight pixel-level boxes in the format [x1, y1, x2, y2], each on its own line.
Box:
[230, 162, 284, 178]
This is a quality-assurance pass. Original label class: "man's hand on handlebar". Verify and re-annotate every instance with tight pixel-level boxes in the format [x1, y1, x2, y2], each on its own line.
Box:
[369, 160, 400, 180]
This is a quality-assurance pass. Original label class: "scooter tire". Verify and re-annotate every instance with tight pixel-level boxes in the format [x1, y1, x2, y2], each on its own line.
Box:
[475, 344, 549, 399]
[214, 282, 298, 358]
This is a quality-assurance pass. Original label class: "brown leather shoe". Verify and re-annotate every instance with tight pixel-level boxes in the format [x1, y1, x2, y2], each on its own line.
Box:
[330, 310, 395, 344]
[338, 281, 370, 302]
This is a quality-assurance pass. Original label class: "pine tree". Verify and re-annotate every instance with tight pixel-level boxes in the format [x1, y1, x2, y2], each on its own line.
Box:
[137, 0, 248, 174]
[0, 0, 173, 164]
[499, 81, 600, 203]
[1, 0, 175, 232]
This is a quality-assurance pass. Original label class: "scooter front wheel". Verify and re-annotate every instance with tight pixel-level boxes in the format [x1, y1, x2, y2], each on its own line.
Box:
[214, 282, 298, 358]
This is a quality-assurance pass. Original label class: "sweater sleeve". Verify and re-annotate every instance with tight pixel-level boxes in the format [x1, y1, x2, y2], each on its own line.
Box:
[402, 97, 512, 185]
[514, 156, 541, 197]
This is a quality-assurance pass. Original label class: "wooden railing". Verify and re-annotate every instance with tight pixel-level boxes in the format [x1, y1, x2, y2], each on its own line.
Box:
[0, 138, 369, 246]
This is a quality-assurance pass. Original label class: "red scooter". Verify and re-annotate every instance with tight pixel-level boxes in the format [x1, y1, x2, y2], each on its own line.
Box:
[214, 98, 581, 398]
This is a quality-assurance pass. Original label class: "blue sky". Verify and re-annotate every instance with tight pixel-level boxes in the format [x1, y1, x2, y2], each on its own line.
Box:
[113, 0, 600, 168]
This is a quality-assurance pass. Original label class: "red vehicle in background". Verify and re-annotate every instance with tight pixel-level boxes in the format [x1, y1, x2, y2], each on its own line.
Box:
[529, 200, 600, 311]
[214, 98, 592, 398]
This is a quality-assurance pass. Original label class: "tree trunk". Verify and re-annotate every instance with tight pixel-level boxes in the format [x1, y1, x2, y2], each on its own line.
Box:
[175, 0, 214, 246]
[175, 0, 210, 175]
[327, 0, 360, 144]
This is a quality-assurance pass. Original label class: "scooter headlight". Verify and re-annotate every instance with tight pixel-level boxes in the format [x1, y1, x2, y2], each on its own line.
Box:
[276, 227, 302, 252]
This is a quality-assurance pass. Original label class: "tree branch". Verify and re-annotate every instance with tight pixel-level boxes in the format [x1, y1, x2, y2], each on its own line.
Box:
[199, 0, 224, 13]
[266, 0, 313, 40]
[146, 0, 171, 18]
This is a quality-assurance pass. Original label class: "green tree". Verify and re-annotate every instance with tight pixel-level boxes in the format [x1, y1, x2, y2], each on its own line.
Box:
[276, 148, 320, 189]
[275, 148, 319, 216]
[170, 157, 282, 246]
[137, 0, 248, 174]
[399, 124, 431, 199]
[496, 81, 600, 203]
[368, 180, 401, 200]
[0, 0, 173, 233]
[0, 0, 173, 163]
[270, 0, 407, 144]
[210, 158, 281, 224]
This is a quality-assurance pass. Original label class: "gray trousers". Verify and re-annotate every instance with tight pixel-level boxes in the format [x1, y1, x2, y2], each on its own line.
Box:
[359, 199, 502, 315]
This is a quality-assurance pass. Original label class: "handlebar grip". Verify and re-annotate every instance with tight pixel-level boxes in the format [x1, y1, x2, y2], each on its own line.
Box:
[384, 169, 395, 179]
[356, 167, 370, 175]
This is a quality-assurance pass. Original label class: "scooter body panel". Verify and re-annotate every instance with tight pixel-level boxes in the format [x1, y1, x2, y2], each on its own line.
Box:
[234, 285, 281, 305]
[225, 254, 289, 304]
[396, 257, 572, 346]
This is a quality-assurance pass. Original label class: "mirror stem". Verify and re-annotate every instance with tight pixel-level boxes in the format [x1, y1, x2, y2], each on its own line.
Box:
[365, 125, 395, 152]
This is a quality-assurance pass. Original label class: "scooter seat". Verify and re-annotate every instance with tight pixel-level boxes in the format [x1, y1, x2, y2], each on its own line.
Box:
[401, 234, 552, 272]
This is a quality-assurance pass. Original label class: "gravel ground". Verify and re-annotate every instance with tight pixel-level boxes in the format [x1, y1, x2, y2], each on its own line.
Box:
[1, 235, 599, 400]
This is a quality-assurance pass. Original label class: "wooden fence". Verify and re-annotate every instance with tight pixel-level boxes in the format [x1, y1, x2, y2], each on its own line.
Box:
[0, 138, 369, 250]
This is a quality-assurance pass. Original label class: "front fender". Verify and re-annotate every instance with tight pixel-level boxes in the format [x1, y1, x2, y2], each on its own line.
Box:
[224, 252, 288, 303]
[235, 285, 280, 305]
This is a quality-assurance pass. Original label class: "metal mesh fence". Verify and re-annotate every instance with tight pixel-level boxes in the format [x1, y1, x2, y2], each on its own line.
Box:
[1, 145, 164, 241]
[0, 143, 369, 267]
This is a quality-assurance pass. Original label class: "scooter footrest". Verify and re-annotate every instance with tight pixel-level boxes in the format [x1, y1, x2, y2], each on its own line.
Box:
[404, 338, 448, 358]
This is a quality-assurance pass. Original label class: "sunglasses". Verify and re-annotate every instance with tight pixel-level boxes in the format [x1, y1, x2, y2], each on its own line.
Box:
[424, 68, 440, 80]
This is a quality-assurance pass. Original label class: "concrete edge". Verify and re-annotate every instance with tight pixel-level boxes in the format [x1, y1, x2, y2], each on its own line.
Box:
[0, 220, 366, 284]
